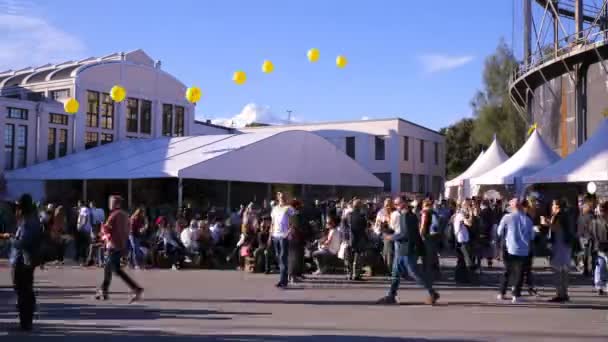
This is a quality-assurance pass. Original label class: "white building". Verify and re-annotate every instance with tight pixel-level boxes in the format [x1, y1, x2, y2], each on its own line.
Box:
[241, 118, 446, 195]
[0, 49, 231, 173]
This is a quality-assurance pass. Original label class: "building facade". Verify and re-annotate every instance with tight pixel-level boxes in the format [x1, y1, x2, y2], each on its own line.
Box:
[241, 118, 446, 196]
[0, 49, 231, 173]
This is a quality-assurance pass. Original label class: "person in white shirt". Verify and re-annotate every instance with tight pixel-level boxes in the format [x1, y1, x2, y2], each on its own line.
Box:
[453, 200, 473, 283]
[76, 201, 93, 265]
[181, 220, 201, 253]
[209, 218, 224, 245]
[312, 216, 342, 275]
[270, 192, 295, 288]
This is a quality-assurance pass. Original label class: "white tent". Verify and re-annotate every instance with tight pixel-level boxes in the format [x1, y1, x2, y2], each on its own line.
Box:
[444, 136, 509, 199]
[472, 130, 560, 192]
[6, 130, 383, 203]
[524, 119, 608, 184]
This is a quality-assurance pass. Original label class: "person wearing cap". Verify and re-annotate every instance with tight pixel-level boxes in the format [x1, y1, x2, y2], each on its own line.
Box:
[9, 194, 43, 331]
[496, 197, 535, 304]
[95, 195, 143, 303]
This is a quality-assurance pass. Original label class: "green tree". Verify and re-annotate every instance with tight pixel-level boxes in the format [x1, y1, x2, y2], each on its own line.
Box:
[471, 39, 527, 155]
[440, 118, 483, 180]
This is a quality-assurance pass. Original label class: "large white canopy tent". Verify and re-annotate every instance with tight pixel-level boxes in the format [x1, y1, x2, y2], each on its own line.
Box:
[5, 130, 383, 206]
[444, 136, 509, 200]
[524, 118, 608, 184]
[472, 130, 560, 196]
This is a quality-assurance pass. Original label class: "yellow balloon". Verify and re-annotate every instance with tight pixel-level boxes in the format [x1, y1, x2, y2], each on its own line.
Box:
[110, 85, 126, 102]
[233, 71, 247, 85]
[262, 60, 274, 73]
[185, 87, 202, 103]
[64, 98, 79, 114]
[307, 48, 320, 63]
[336, 55, 348, 68]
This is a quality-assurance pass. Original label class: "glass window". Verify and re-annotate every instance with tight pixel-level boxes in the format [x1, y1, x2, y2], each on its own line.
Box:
[374, 136, 385, 160]
[27, 92, 45, 102]
[86, 91, 99, 127]
[127, 98, 139, 133]
[373, 172, 392, 193]
[101, 93, 114, 130]
[432, 176, 443, 195]
[140, 100, 152, 134]
[400, 173, 413, 193]
[418, 174, 427, 194]
[174, 106, 185, 136]
[49, 113, 68, 125]
[85, 132, 98, 150]
[7, 107, 28, 120]
[48, 128, 56, 160]
[50, 89, 70, 101]
[434, 142, 439, 165]
[4, 124, 14, 170]
[403, 136, 409, 161]
[101, 133, 113, 145]
[420, 140, 425, 163]
[345, 136, 355, 159]
[162, 104, 173, 136]
[58, 129, 67, 157]
[16, 125, 27, 168]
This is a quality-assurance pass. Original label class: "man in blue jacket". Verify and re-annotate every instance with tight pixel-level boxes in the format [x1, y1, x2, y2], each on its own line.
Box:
[376, 196, 440, 305]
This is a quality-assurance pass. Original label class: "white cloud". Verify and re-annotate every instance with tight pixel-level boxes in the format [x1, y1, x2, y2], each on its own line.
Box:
[211, 103, 299, 128]
[0, 3, 86, 70]
[361, 116, 370, 121]
[418, 54, 473, 73]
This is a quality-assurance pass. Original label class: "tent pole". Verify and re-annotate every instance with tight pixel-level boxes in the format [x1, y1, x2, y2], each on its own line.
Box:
[83, 180, 88, 203]
[177, 178, 183, 211]
[226, 181, 232, 214]
[127, 179, 132, 211]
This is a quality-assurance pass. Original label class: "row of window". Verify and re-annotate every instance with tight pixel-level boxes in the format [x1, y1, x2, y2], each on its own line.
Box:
[47, 128, 68, 160]
[4, 124, 27, 170]
[162, 104, 185, 137]
[345, 136, 439, 165]
[373, 172, 444, 194]
[85, 132, 114, 150]
[23, 89, 70, 102]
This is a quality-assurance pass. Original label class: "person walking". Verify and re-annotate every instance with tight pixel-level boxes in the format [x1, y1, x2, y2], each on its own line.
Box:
[346, 199, 368, 281]
[496, 198, 535, 304]
[76, 200, 93, 265]
[547, 199, 575, 303]
[420, 199, 441, 280]
[95, 195, 143, 303]
[376, 196, 440, 305]
[592, 201, 608, 295]
[270, 192, 295, 288]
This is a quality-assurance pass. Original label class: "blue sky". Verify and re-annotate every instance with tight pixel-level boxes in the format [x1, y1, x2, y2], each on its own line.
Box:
[0, 0, 515, 130]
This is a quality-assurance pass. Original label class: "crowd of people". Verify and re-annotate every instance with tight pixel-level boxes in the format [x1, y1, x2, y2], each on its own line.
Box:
[3, 189, 608, 330]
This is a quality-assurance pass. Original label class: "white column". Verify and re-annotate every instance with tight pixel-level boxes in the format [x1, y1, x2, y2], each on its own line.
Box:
[177, 177, 183, 210]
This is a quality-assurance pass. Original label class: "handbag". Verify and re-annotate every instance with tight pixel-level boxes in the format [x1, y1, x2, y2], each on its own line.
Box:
[337, 241, 349, 260]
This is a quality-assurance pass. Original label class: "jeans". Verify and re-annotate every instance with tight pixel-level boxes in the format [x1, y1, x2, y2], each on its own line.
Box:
[522, 252, 534, 288]
[254, 246, 271, 273]
[499, 254, 526, 297]
[382, 239, 395, 274]
[388, 255, 434, 298]
[345, 247, 363, 279]
[272, 237, 289, 285]
[455, 242, 473, 283]
[579, 238, 593, 275]
[100, 250, 141, 294]
[75, 230, 91, 263]
[423, 236, 440, 278]
[554, 266, 569, 298]
[312, 249, 336, 273]
[594, 252, 608, 290]
[128, 235, 143, 268]
[12, 262, 35, 330]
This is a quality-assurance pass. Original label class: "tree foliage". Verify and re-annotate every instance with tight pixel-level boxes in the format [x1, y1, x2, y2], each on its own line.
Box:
[439, 118, 483, 180]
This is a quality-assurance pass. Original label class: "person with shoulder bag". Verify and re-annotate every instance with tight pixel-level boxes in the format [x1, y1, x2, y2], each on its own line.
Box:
[591, 202, 608, 296]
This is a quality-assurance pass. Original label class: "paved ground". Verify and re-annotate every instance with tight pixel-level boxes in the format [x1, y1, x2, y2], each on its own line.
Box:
[0, 259, 607, 342]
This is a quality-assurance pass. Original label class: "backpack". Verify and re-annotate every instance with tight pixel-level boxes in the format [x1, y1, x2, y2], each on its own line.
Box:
[429, 212, 440, 235]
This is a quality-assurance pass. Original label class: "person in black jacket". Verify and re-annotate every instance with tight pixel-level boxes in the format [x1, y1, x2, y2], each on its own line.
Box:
[346, 199, 368, 280]
[376, 196, 439, 305]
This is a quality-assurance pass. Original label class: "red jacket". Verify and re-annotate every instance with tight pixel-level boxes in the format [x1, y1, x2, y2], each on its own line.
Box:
[102, 209, 130, 251]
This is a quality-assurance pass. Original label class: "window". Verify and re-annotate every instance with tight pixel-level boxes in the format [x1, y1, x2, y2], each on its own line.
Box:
[7, 107, 28, 120]
[101, 133, 113, 145]
[4, 124, 14, 170]
[432, 176, 443, 195]
[162, 104, 173, 136]
[127, 98, 139, 133]
[434, 142, 439, 165]
[418, 174, 427, 194]
[58, 129, 67, 157]
[140, 100, 152, 134]
[174, 106, 185, 136]
[374, 136, 385, 160]
[403, 136, 409, 161]
[85, 132, 98, 150]
[345, 136, 355, 159]
[400, 173, 413, 193]
[27, 92, 44, 101]
[101, 93, 114, 130]
[86, 91, 99, 127]
[49, 113, 68, 125]
[50, 89, 70, 101]
[420, 140, 425, 163]
[16, 125, 27, 168]
[373, 172, 392, 193]
[48, 128, 56, 160]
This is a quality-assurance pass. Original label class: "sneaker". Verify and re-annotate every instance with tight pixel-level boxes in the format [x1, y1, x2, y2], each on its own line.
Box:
[275, 282, 287, 289]
[129, 289, 143, 304]
[171, 265, 179, 271]
[497, 294, 507, 301]
[511, 296, 524, 304]
[425, 292, 440, 305]
[313, 270, 323, 276]
[548, 296, 567, 303]
[376, 296, 398, 305]
[94, 290, 109, 301]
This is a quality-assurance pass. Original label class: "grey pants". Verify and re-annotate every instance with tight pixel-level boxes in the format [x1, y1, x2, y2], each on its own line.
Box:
[554, 267, 569, 298]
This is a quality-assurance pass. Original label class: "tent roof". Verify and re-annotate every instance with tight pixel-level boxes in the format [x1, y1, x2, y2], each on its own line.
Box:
[472, 130, 560, 185]
[445, 136, 509, 187]
[6, 131, 383, 188]
[524, 119, 608, 184]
